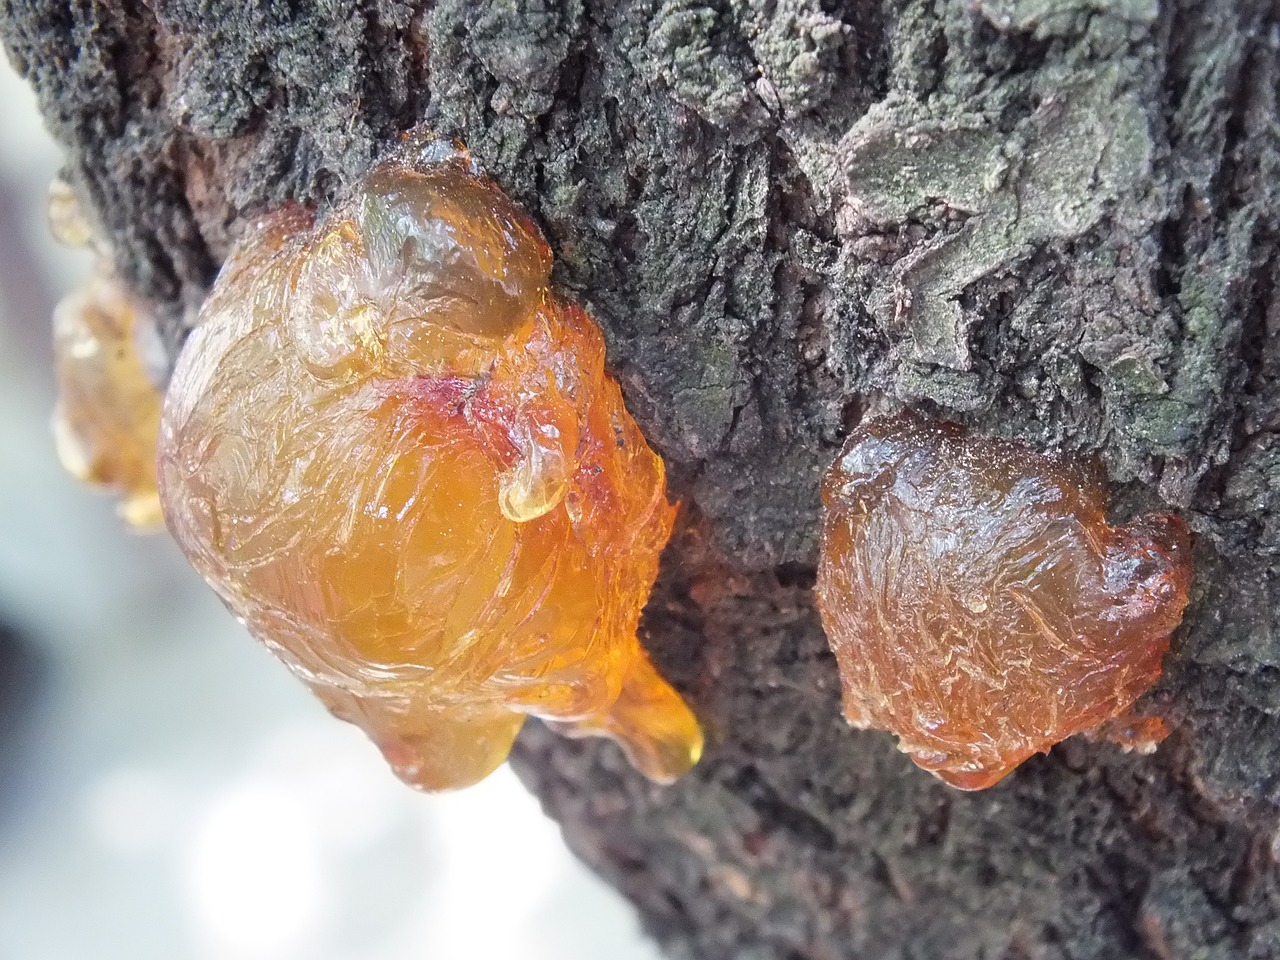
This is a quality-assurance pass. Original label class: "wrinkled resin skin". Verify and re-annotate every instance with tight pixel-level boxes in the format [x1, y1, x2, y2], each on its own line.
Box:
[52, 271, 164, 528]
[158, 142, 702, 790]
[817, 412, 1191, 790]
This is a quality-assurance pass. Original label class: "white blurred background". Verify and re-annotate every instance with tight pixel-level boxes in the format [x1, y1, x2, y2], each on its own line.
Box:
[0, 61, 660, 960]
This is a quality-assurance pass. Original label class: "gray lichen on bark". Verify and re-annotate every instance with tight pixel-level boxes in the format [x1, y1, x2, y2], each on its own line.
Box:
[5, 0, 1280, 956]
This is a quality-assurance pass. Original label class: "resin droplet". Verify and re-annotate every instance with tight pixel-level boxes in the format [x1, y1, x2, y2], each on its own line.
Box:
[816, 411, 1191, 790]
[47, 176, 94, 249]
[158, 141, 701, 790]
[53, 272, 164, 528]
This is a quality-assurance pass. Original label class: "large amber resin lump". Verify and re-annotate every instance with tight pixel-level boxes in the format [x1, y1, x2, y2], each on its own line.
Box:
[158, 143, 701, 790]
[52, 272, 164, 528]
[817, 412, 1191, 790]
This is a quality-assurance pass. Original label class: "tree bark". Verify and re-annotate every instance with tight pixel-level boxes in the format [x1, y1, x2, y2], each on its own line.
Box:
[6, 0, 1280, 956]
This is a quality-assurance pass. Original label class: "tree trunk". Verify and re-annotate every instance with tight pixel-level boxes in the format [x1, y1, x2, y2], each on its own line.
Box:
[6, 0, 1280, 956]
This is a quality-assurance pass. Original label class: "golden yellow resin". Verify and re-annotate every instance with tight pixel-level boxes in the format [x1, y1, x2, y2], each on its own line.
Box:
[817, 412, 1191, 790]
[158, 141, 701, 790]
[52, 272, 164, 528]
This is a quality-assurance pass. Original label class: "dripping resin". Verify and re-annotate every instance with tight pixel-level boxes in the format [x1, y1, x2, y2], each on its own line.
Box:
[158, 140, 702, 790]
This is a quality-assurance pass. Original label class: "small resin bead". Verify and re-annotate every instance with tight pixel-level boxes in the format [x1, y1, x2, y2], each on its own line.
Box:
[158, 139, 702, 790]
[817, 411, 1191, 790]
[52, 272, 164, 529]
[47, 177, 95, 250]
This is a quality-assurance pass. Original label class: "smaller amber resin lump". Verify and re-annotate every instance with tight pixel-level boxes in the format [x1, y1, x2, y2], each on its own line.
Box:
[52, 271, 164, 528]
[158, 140, 701, 790]
[817, 412, 1191, 790]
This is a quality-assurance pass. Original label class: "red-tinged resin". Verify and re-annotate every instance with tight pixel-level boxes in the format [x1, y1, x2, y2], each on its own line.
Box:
[158, 141, 701, 790]
[817, 412, 1191, 790]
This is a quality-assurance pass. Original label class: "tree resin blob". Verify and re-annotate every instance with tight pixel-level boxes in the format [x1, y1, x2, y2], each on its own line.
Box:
[816, 412, 1191, 790]
[52, 271, 165, 528]
[158, 139, 702, 790]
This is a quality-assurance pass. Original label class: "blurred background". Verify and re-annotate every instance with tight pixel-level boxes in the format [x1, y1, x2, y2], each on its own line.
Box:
[0, 60, 660, 960]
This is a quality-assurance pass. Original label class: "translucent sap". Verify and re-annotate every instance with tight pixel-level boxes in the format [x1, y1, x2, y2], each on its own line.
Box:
[158, 144, 702, 790]
[817, 412, 1190, 789]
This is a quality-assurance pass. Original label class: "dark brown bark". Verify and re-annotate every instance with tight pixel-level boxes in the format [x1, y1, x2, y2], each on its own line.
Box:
[6, 0, 1280, 956]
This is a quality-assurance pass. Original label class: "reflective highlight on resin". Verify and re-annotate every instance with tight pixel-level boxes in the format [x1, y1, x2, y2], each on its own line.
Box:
[817, 412, 1191, 790]
[158, 140, 701, 790]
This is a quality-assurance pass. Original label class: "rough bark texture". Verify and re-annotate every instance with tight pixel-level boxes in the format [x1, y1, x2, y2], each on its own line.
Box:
[6, 0, 1280, 956]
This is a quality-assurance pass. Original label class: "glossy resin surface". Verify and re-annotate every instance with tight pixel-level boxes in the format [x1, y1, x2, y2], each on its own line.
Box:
[817, 412, 1191, 789]
[158, 142, 701, 790]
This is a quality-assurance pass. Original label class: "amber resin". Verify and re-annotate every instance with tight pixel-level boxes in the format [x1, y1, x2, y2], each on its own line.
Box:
[158, 140, 701, 790]
[817, 412, 1191, 790]
[52, 271, 164, 528]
